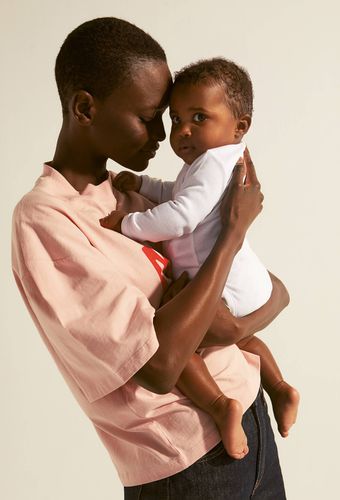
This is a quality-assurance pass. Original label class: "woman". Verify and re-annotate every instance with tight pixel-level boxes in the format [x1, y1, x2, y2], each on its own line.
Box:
[12, 17, 288, 499]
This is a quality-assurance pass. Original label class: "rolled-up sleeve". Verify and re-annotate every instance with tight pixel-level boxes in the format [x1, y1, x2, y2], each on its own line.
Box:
[12, 204, 159, 403]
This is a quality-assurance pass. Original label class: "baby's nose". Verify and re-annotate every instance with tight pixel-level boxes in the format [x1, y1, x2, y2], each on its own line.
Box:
[178, 123, 191, 137]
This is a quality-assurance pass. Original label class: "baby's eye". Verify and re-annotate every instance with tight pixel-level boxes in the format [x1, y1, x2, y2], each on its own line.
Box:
[193, 113, 206, 122]
[170, 115, 180, 125]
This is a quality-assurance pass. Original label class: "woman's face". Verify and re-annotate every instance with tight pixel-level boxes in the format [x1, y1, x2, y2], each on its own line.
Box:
[91, 61, 172, 171]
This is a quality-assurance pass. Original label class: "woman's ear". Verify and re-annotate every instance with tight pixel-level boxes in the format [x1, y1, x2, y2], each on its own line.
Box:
[235, 114, 252, 139]
[71, 91, 96, 125]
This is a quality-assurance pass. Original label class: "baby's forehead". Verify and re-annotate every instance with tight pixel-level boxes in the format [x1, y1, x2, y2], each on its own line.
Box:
[171, 79, 222, 94]
[170, 81, 229, 108]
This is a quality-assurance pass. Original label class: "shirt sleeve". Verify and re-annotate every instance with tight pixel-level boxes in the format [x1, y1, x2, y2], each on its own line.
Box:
[121, 153, 230, 242]
[140, 175, 175, 203]
[12, 203, 159, 403]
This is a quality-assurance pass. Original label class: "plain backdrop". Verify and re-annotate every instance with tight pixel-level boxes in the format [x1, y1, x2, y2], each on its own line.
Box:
[1, 1, 339, 499]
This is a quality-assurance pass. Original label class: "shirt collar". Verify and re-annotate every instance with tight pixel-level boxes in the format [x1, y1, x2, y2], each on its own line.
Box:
[37, 164, 117, 199]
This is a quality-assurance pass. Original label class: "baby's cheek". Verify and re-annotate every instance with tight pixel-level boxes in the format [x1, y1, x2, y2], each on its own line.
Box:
[201, 126, 229, 149]
[169, 129, 177, 151]
[197, 129, 216, 150]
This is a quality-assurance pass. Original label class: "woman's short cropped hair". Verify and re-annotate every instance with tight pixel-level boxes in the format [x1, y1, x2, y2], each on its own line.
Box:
[55, 17, 167, 114]
[174, 57, 253, 118]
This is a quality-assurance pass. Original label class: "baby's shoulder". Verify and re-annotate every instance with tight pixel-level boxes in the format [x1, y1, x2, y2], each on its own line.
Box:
[188, 148, 230, 181]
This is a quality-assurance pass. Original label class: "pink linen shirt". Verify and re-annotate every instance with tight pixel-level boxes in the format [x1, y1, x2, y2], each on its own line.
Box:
[12, 164, 260, 486]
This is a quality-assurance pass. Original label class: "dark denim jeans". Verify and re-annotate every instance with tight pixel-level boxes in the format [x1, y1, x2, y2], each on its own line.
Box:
[124, 389, 286, 499]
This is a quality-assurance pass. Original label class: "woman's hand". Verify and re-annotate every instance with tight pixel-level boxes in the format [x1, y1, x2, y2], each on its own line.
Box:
[161, 270, 189, 306]
[221, 148, 263, 234]
[113, 171, 142, 193]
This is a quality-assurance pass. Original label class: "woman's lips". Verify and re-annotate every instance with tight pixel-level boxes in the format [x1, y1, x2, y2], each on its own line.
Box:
[142, 150, 157, 158]
[141, 143, 159, 158]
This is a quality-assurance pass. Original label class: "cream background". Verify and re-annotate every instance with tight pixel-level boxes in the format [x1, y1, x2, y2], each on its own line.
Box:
[2, 0, 339, 498]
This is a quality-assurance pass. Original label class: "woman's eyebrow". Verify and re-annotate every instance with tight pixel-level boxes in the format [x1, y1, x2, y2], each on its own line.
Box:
[142, 104, 168, 114]
[156, 104, 169, 113]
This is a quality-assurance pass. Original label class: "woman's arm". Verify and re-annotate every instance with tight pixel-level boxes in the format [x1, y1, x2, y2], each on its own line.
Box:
[133, 151, 264, 394]
[200, 272, 290, 348]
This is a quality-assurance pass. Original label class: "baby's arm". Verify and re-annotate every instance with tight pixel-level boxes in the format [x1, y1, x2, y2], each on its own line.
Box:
[103, 172, 177, 234]
[113, 171, 174, 204]
[177, 353, 248, 460]
[109, 156, 229, 242]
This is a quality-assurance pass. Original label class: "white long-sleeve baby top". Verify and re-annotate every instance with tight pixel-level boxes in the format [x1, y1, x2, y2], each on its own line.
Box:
[121, 143, 272, 317]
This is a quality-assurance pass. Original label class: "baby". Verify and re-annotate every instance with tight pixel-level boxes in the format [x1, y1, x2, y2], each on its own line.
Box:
[101, 58, 299, 459]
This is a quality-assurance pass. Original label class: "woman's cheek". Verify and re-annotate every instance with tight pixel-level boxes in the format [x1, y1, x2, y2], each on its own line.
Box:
[129, 121, 149, 148]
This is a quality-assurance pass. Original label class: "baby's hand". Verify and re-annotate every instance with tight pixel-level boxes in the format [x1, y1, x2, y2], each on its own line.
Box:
[113, 171, 142, 193]
[99, 210, 127, 233]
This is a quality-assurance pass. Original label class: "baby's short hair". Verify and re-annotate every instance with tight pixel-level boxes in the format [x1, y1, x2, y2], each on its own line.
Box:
[55, 17, 166, 114]
[174, 57, 253, 118]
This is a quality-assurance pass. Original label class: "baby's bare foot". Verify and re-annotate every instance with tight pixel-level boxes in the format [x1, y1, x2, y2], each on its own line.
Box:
[210, 396, 248, 460]
[269, 381, 300, 437]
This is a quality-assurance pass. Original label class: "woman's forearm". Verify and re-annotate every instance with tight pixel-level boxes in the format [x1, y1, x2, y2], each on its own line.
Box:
[237, 272, 289, 337]
[134, 225, 245, 393]
[200, 272, 290, 348]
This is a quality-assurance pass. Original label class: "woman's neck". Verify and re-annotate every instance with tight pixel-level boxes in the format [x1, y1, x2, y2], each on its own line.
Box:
[50, 122, 108, 192]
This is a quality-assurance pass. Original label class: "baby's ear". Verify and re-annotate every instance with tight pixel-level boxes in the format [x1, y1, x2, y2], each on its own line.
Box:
[235, 114, 252, 139]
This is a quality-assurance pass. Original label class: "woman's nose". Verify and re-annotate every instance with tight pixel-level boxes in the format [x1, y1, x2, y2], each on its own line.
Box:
[149, 114, 166, 142]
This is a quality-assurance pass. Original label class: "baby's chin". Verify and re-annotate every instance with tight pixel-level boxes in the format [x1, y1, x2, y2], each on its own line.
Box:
[176, 147, 204, 165]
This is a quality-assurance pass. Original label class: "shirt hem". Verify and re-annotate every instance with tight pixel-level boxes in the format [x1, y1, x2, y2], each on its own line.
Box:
[119, 379, 260, 486]
[120, 428, 222, 487]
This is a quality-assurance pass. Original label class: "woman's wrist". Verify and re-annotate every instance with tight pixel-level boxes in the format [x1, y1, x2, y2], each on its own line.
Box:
[214, 224, 246, 257]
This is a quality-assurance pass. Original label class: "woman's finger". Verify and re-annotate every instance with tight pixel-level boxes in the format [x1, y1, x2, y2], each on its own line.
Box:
[176, 271, 190, 290]
[243, 148, 260, 186]
[161, 271, 189, 305]
[230, 157, 246, 186]
[163, 260, 173, 279]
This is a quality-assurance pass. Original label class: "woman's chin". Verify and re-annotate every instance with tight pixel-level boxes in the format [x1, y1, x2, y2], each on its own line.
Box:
[110, 156, 150, 172]
[126, 155, 153, 172]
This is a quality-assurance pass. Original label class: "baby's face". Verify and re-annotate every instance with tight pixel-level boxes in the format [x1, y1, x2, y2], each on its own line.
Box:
[169, 82, 239, 165]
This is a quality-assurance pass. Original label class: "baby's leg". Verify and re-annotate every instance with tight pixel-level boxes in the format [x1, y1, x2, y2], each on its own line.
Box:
[176, 353, 248, 459]
[237, 336, 300, 437]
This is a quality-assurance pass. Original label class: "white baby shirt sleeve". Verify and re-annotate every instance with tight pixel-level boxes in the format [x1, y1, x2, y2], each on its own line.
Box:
[140, 175, 175, 204]
[121, 151, 233, 243]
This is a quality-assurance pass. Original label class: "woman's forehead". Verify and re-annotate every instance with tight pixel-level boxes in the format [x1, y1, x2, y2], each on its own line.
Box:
[119, 61, 172, 109]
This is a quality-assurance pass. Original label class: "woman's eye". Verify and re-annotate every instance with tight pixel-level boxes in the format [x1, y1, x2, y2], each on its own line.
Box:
[193, 113, 206, 122]
[139, 116, 153, 124]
